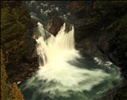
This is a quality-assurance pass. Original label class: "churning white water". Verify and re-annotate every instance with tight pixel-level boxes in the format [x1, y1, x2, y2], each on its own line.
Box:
[19, 22, 122, 100]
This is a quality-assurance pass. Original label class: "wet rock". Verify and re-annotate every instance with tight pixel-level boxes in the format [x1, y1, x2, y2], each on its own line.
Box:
[97, 12, 127, 79]
[67, 1, 93, 18]
[68, 2, 127, 99]
[101, 80, 127, 100]
[67, 1, 127, 80]
[47, 16, 64, 36]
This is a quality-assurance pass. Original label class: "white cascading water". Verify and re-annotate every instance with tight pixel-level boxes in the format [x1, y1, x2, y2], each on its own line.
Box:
[19, 22, 122, 100]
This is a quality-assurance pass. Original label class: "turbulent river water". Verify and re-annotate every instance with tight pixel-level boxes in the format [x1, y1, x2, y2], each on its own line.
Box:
[18, 1, 122, 100]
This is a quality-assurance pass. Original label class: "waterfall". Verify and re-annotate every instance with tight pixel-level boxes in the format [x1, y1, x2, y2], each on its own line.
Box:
[19, 22, 122, 100]
[35, 22, 75, 65]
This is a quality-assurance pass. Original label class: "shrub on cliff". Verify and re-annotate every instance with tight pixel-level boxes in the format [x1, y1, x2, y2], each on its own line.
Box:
[1, 51, 24, 100]
[1, 1, 37, 82]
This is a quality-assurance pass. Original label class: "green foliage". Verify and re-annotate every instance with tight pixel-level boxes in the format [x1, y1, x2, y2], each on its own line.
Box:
[1, 1, 34, 71]
[1, 51, 8, 99]
[1, 51, 24, 100]
[1, 1, 35, 99]
[0, 1, 37, 89]
[1, 1, 31, 44]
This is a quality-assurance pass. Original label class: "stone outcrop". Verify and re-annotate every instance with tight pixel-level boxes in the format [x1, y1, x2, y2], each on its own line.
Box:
[47, 16, 64, 36]
[66, 1, 127, 99]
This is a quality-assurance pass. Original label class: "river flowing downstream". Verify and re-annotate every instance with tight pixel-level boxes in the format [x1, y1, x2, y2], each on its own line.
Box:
[18, 1, 123, 100]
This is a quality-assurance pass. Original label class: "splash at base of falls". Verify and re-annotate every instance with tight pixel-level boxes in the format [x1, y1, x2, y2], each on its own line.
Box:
[19, 22, 122, 100]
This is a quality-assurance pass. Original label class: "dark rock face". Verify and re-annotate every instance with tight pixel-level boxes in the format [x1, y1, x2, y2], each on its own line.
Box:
[67, 1, 96, 41]
[101, 80, 127, 100]
[95, 1, 127, 79]
[98, 23, 127, 79]
[67, 1, 127, 79]
[67, 1, 127, 99]
[47, 16, 64, 36]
